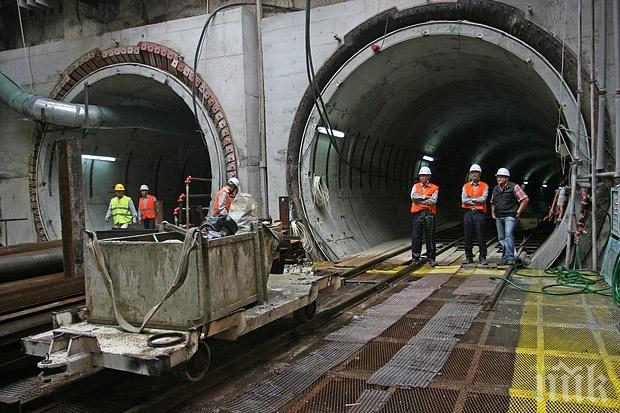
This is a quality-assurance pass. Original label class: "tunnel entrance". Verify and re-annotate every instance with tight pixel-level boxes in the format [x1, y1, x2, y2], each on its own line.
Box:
[35, 65, 227, 238]
[290, 21, 589, 262]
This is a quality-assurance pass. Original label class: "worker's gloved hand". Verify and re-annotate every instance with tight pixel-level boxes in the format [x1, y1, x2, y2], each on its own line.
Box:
[133, 218, 137, 224]
[105, 217, 110, 223]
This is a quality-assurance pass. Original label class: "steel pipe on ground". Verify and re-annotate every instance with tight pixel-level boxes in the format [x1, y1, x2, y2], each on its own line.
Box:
[0, 248, 63, 283]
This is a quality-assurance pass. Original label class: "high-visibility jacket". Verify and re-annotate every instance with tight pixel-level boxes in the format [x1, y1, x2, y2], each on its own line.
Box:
[410, 183, 439, 215]
[110, 196, 133, 225]
[461, 181, 489, 213]
[213, 186, 232, 215]
[138, 195, 157, 219]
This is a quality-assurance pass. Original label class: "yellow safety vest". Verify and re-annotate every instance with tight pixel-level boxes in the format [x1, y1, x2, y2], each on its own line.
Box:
[111, 196, 133, 225]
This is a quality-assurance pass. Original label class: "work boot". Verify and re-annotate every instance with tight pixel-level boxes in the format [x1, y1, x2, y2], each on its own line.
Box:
[479, 258, 488, 265]
[465, 258, 474, 264]
[429, 260, 437, 267]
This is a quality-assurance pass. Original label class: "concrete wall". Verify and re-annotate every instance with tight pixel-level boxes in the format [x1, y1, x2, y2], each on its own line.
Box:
[261, 0, 616, 216]
[0, 0, 617, 243]
[0, 6, 260, 244]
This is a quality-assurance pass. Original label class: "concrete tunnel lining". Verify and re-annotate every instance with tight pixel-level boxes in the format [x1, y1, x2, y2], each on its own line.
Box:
[35, 64, 226, 238]
[295, 22, 589, 261]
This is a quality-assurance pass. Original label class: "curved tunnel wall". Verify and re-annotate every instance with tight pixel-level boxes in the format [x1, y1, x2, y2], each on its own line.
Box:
[31, 44, 237, 240]
[288, 7, 594, 261]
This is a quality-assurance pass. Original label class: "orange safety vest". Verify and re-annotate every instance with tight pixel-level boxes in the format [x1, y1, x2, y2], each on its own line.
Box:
[138, 195, 157, 219]
[461, 181, 489, 213]
[213, 187, 232, 215]
[410, 183, 439, 215]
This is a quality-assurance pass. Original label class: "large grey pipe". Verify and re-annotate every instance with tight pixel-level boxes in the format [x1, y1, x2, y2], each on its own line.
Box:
[597, 0, 607, 171]
[0, 248, 63, 283]
[0, 71, 196, 136]
[567, 0, 583, 266]
[614, 0, 620, 178]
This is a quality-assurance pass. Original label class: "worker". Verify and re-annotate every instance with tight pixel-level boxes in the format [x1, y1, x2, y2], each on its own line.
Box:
[105, 184, 138, 228]
[491, 168, 529, 265]
[544, 179, 568, 225]
[410, 166, 439, 267]
[461, 164, 489, 265]
[137, 184, 158, 230]
[213, 177, 240, 216]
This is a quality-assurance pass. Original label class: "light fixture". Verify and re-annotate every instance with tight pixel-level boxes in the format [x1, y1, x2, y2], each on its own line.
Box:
[82, 154, 116, 162]
[317, 126, 345, 138]
[523, 181, 529, 185]
[422, 155, 434, 162]
[542, 183, 548, 188]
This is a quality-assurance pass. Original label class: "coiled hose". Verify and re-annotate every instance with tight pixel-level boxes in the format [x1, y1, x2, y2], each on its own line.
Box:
[492, 265, 617, 302]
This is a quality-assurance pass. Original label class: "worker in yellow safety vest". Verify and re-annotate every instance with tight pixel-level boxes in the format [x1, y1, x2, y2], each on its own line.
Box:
[105, 184, 138, 228]
[410, 166, 439, 267]
[212, 177, 240, 215]
[137, 184, 158, 230]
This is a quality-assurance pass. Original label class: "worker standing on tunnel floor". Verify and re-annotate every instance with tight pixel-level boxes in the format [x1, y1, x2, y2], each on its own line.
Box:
[410, 166, 439, 267]
[105, 184, 138, 229]
[491, 168, 529, 265]
[137, 184, 158, 230]
[461, 164, 489, 265]
[212, 177, 240, 216]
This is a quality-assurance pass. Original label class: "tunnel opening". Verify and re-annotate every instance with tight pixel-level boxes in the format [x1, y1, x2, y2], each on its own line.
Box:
[290, 20, 590, 262]
[35, 66, 225, 238]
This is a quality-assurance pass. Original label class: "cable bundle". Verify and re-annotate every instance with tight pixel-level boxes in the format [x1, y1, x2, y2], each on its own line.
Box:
[312, 175, 329, 207]
[290, 220, 313, 254]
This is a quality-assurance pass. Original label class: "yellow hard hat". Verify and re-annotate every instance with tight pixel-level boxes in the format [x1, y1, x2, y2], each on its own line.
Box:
[114, 184, 125, 191]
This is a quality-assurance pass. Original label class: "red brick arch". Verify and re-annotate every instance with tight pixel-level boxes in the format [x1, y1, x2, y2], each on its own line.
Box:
[29, 42, 238, 241]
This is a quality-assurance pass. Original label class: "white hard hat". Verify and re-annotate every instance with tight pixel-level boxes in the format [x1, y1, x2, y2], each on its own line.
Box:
[418, 166, 432, 175]
[496, 168, 510, 177]
[227, 177, 240, 189]
[140, 184, 149, 191]
[469, 164, 482, 173]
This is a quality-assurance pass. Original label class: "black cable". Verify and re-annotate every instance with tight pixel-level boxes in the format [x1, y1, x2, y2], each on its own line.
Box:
[303, 0, 387, 178]
[192, 3, 303, 139]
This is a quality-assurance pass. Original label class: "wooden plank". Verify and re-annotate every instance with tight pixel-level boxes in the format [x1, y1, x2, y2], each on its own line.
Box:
[57, 138, 85, 279]
[0, 240, 62, 257]
[0, 274, 84, 314]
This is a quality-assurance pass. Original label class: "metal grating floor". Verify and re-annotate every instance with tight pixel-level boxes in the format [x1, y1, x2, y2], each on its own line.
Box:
[181, 266, 620, 413]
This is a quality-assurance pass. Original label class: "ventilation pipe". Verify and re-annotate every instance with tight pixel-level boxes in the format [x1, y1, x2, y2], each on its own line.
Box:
[566, 0, 583, 267]
[596, 0, 607, 171]
[0, 71, 195, 136]
[614, 0, 620, 179]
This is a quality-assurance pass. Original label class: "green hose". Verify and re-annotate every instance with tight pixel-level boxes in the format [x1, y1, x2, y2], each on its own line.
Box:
[491, 266, 613, 297]
[612, 253, 620, 306]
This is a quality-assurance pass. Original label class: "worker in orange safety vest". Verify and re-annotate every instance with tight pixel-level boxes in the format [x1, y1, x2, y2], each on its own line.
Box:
[410, 166, 439, 267]
[461, 164, 489, 265]
[213, 177, 240, 216]
[137, 184, 158, 230]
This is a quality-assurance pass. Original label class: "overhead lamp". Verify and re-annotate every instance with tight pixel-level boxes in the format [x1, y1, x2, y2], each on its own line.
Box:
[422, 155, 434, 162]
[542, 183, 548, 188]
[523, 181, 529, 185]
[82, 154, 116, 162]
[316, 126, 345, 138]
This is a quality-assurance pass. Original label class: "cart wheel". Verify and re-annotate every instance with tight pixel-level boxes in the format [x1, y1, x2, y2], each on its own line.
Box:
[293, 301, 317, 323]
[173, 341, 211, 382]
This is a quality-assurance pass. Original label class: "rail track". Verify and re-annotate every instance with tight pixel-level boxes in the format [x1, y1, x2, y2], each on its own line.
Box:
[0, 221, 552, 412]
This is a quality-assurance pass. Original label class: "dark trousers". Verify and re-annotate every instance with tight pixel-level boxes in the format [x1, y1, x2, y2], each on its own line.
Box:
[464, 209, 487, 261]
[143, 218, 156, 230]
[411, 210, 436, 260]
